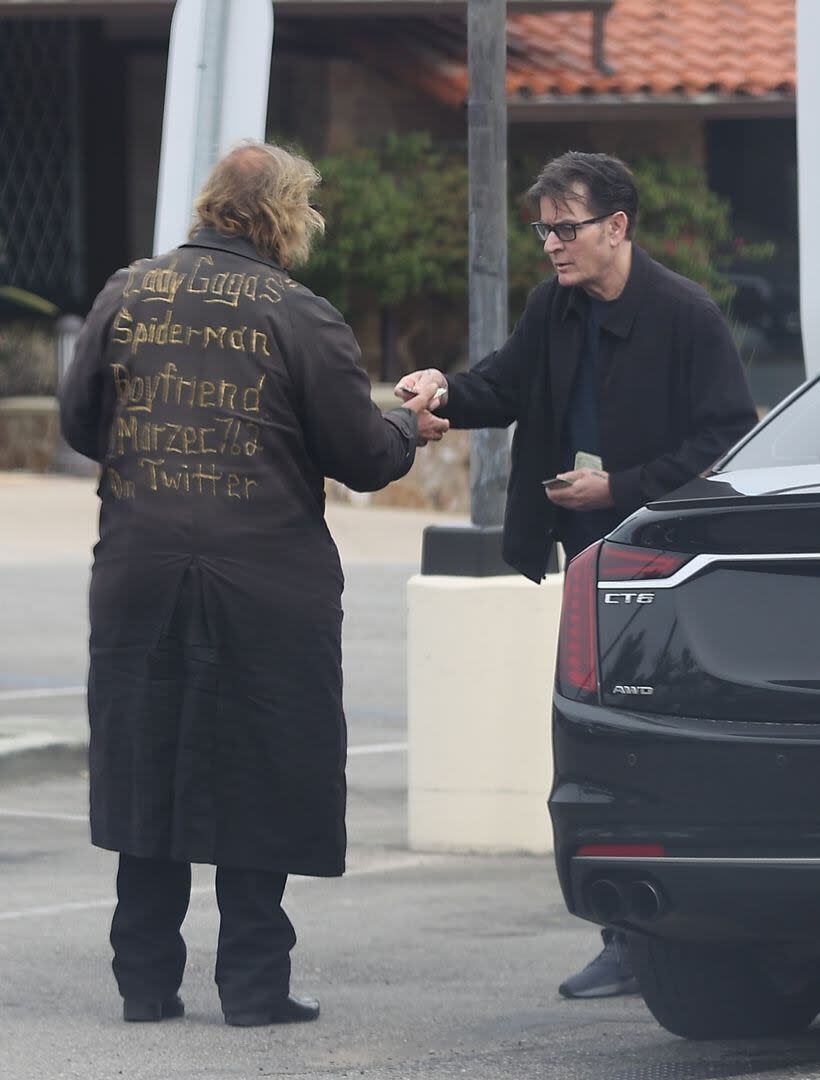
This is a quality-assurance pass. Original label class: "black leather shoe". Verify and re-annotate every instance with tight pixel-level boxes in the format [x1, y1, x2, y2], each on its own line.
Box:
[123, 993, 185, 1022]
[224, 993, 320, 1027]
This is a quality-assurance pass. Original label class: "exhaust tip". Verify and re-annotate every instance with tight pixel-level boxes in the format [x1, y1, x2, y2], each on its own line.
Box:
[586, 878, 626, 922]
[629, 879, 664, 921]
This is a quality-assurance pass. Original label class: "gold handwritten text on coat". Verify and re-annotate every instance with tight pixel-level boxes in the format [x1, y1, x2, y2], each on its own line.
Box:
[111, 417, 260, 459]
[103, 250, 296, 503]
[105, 468, 136, 499]
[111, 307, 271, 358]
[138, 458, 258, 500]
[110, 362, 265, 416]
[121, 255, 288, 308]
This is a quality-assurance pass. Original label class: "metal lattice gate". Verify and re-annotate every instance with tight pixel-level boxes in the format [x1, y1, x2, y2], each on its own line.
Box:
[0, 19, 84, 306]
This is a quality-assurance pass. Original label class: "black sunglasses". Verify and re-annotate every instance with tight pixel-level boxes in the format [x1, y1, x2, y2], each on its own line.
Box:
[530, 213, 613, 243]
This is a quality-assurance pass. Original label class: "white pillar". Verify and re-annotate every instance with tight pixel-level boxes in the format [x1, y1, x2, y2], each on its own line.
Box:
[407, 573, 563, 854]
[797, 0, 820, 377]
[153, 0, 274, 256]
[55, 314, 84, 381]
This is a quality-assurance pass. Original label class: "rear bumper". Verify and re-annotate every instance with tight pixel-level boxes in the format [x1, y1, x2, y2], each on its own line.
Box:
[550, 692, 820, 944]
[568, 856, 820, 943]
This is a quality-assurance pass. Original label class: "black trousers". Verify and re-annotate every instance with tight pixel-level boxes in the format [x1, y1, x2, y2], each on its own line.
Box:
[110, 853, 296, 1013]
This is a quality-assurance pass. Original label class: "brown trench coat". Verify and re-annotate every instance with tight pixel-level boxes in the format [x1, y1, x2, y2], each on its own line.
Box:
[59, 228, 418, 876]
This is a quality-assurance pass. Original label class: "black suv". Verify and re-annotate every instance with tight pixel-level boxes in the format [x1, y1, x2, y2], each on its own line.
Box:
[550, 374, 820, 1040]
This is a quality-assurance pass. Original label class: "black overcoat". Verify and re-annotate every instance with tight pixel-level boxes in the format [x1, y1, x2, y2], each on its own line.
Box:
[59, 228, 418, 876]
[441, 245, 759, 582]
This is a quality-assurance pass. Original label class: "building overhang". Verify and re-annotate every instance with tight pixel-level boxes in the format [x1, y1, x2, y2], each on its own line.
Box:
[273, 0, 611, 12]
[0, 0, 613, 13]
[509, 91, 796, 123]
[1, 1, 793, 121]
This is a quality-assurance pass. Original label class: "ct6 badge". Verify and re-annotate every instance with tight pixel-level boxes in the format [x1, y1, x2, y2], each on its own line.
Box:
[603, 592, 656, 604]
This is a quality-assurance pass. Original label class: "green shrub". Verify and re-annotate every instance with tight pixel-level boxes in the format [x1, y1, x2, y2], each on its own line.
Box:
[301, 135, 768, 373]
[303, 132, 468, 313]
[631, 157, 773, 310]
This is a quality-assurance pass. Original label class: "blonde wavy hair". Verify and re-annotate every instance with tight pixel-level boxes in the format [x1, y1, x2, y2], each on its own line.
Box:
[190, 141, 325, 267]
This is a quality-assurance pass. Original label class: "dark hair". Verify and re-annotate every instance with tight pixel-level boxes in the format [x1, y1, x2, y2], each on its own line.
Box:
[528, 151, 638, 238]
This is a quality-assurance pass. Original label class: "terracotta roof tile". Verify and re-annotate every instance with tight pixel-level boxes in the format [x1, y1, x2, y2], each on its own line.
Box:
[350, 0, 795, 107]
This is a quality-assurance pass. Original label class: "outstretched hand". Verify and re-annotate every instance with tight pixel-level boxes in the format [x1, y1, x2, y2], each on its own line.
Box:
[396, 370, 450, 446]
[394, 368, 449, 408]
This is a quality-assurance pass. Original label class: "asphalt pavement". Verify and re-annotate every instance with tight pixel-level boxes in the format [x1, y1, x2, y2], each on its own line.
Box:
[4, 472, 820, 1080]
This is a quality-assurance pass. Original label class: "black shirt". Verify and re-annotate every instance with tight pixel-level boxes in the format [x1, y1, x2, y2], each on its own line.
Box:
[562, 295, 607, 472]
[556, 296, 621, 561]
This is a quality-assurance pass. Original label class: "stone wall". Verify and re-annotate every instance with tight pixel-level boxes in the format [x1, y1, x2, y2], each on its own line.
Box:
[0, 397, 60, 471]
[0, 388, 473, 509]
[327, 427, 471, 513]
[326, 383, 471, 512]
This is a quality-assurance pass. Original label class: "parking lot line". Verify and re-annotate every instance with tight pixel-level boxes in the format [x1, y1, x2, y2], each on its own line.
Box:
[0, 808, 88, 823]
[0, 686, 85, 701]
[0, 854, 441, 922]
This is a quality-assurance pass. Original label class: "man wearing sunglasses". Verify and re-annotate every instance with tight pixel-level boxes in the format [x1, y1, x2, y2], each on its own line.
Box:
[395, 151, 756, 999]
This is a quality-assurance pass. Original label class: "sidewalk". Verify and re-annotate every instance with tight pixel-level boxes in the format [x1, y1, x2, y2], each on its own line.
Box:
[0, 470, 468, 779]
[0, 470, 468, 566]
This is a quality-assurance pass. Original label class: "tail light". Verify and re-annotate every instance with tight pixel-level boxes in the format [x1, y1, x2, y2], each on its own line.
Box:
[557, 541, 692, 703]
[598, 542, 692, 582]
[557, 541, 602, 702]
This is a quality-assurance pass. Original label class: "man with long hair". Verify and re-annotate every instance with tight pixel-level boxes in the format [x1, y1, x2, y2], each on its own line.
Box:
[60, 142, 446, 1026]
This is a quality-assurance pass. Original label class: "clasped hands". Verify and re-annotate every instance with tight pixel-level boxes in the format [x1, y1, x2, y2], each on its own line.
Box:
[393, 368, 450, 447]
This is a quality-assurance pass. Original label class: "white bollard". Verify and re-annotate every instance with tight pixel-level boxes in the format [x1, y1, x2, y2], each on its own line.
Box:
[407, 572, 564, 854]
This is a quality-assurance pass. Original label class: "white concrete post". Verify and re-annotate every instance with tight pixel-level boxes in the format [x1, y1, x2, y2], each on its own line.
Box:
[797, 0, 820, 377]
[153, 0, 274, 256]
[406, 0, 563, 856]
[55, 314, 84, 382]
[407, 573, 563, 854]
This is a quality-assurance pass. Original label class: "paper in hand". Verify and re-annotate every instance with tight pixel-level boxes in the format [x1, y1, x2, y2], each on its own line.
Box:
[574, 451, 603, 472]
